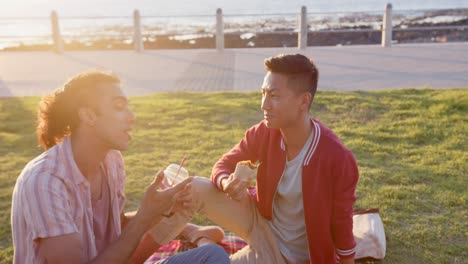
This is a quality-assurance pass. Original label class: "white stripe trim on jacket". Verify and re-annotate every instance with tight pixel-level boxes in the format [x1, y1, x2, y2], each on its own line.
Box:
[303, 121, 321, 166]
[336, 246, 356, 256]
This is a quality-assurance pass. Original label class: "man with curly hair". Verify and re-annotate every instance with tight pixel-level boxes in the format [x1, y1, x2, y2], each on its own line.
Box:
[11, 70, 228, 264]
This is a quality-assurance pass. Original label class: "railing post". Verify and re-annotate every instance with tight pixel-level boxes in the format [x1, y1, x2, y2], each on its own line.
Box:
[216, 8, 224, 51]
[50, 10, 63, 54]
[298, 6, 307, 49]
[133, 9, 143, 52]
[382, 3, 393, 47]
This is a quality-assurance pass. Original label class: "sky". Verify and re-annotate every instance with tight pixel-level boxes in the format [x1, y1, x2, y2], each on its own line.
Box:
[1, 0, 468, 17]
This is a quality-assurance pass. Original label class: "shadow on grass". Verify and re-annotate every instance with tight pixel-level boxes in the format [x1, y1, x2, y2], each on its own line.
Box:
[0, 79, 12, 97]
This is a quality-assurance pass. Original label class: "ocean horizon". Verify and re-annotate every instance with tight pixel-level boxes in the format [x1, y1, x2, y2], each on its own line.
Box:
[1, 0, 467, 49]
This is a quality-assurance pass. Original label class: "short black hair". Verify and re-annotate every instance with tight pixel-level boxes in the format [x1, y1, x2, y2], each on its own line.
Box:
[264, 54, 319, 107]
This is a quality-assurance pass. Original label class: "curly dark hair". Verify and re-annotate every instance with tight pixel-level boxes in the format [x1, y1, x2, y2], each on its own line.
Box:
[36, 70, 120, 150]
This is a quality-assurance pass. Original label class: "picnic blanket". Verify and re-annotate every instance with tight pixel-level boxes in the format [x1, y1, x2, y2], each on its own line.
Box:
[144, 209, 383, 264]
[144, 232, 382, 264]
[144, 232, 247, 264]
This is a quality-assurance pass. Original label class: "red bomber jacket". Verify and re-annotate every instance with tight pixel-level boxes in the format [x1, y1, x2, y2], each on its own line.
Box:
[211, 118, 358, 263]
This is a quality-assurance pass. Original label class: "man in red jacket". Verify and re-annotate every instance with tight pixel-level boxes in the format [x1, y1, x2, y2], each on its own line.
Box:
[191, 53, 358, 264]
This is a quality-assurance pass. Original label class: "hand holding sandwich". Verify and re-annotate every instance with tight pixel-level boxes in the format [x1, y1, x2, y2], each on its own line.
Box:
[221, 161, 258, 201]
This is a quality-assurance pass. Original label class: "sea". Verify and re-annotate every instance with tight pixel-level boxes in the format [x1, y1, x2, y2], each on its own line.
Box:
[1, 0, 468, 48]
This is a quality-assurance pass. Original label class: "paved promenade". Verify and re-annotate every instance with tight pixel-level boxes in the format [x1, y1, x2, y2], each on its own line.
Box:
[0, 42, 467, 97]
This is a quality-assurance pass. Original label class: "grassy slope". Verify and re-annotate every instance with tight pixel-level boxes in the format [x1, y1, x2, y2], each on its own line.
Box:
[0, 89, 466, 263]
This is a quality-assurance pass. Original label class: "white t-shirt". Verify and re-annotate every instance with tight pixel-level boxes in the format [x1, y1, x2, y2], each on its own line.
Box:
[269, 131, 314, 264]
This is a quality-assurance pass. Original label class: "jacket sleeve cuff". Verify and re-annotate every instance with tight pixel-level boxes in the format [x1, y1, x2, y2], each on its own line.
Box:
[214, 174, 230, 191]
[336, 246, 356, 258]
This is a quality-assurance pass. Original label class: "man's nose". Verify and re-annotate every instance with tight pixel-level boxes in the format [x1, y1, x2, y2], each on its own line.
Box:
[128, 110, 137, 123]
[261, 96, 270, 111]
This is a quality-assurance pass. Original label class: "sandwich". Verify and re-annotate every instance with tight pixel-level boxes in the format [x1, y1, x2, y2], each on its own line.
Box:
[234, 160, 260, 183]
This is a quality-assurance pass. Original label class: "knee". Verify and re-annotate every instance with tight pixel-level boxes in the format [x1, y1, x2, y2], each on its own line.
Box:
[191, 177, 225, 213]
[192, 176, 218, 193]
[201, 244, 230, 263]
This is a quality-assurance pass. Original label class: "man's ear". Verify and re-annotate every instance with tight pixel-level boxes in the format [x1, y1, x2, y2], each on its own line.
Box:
[300, 92, 312, 111]
[78, 107, 97, 126]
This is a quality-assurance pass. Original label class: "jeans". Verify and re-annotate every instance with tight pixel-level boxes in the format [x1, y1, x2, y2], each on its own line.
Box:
[157, 244, 230, 264]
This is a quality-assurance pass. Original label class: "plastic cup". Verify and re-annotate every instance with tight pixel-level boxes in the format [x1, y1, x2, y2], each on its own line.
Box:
[163, 163, 189, 187]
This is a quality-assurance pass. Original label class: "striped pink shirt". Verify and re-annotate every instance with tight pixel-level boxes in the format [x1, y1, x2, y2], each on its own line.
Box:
[11, 136, 126, 263]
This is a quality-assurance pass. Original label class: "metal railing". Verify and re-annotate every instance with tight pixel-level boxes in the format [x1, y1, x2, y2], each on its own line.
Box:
[0, 3, 466, 53]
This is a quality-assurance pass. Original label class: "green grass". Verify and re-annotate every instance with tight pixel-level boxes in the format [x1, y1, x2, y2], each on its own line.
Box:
[0, 89, 467, 263]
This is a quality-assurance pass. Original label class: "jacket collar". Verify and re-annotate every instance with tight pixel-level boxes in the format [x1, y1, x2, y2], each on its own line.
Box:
[303, 119, 321, 166]
[279, 118, 321, 166]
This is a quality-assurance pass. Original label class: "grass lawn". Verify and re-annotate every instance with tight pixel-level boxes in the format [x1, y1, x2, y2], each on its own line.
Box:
[0, 89, 466, 263]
